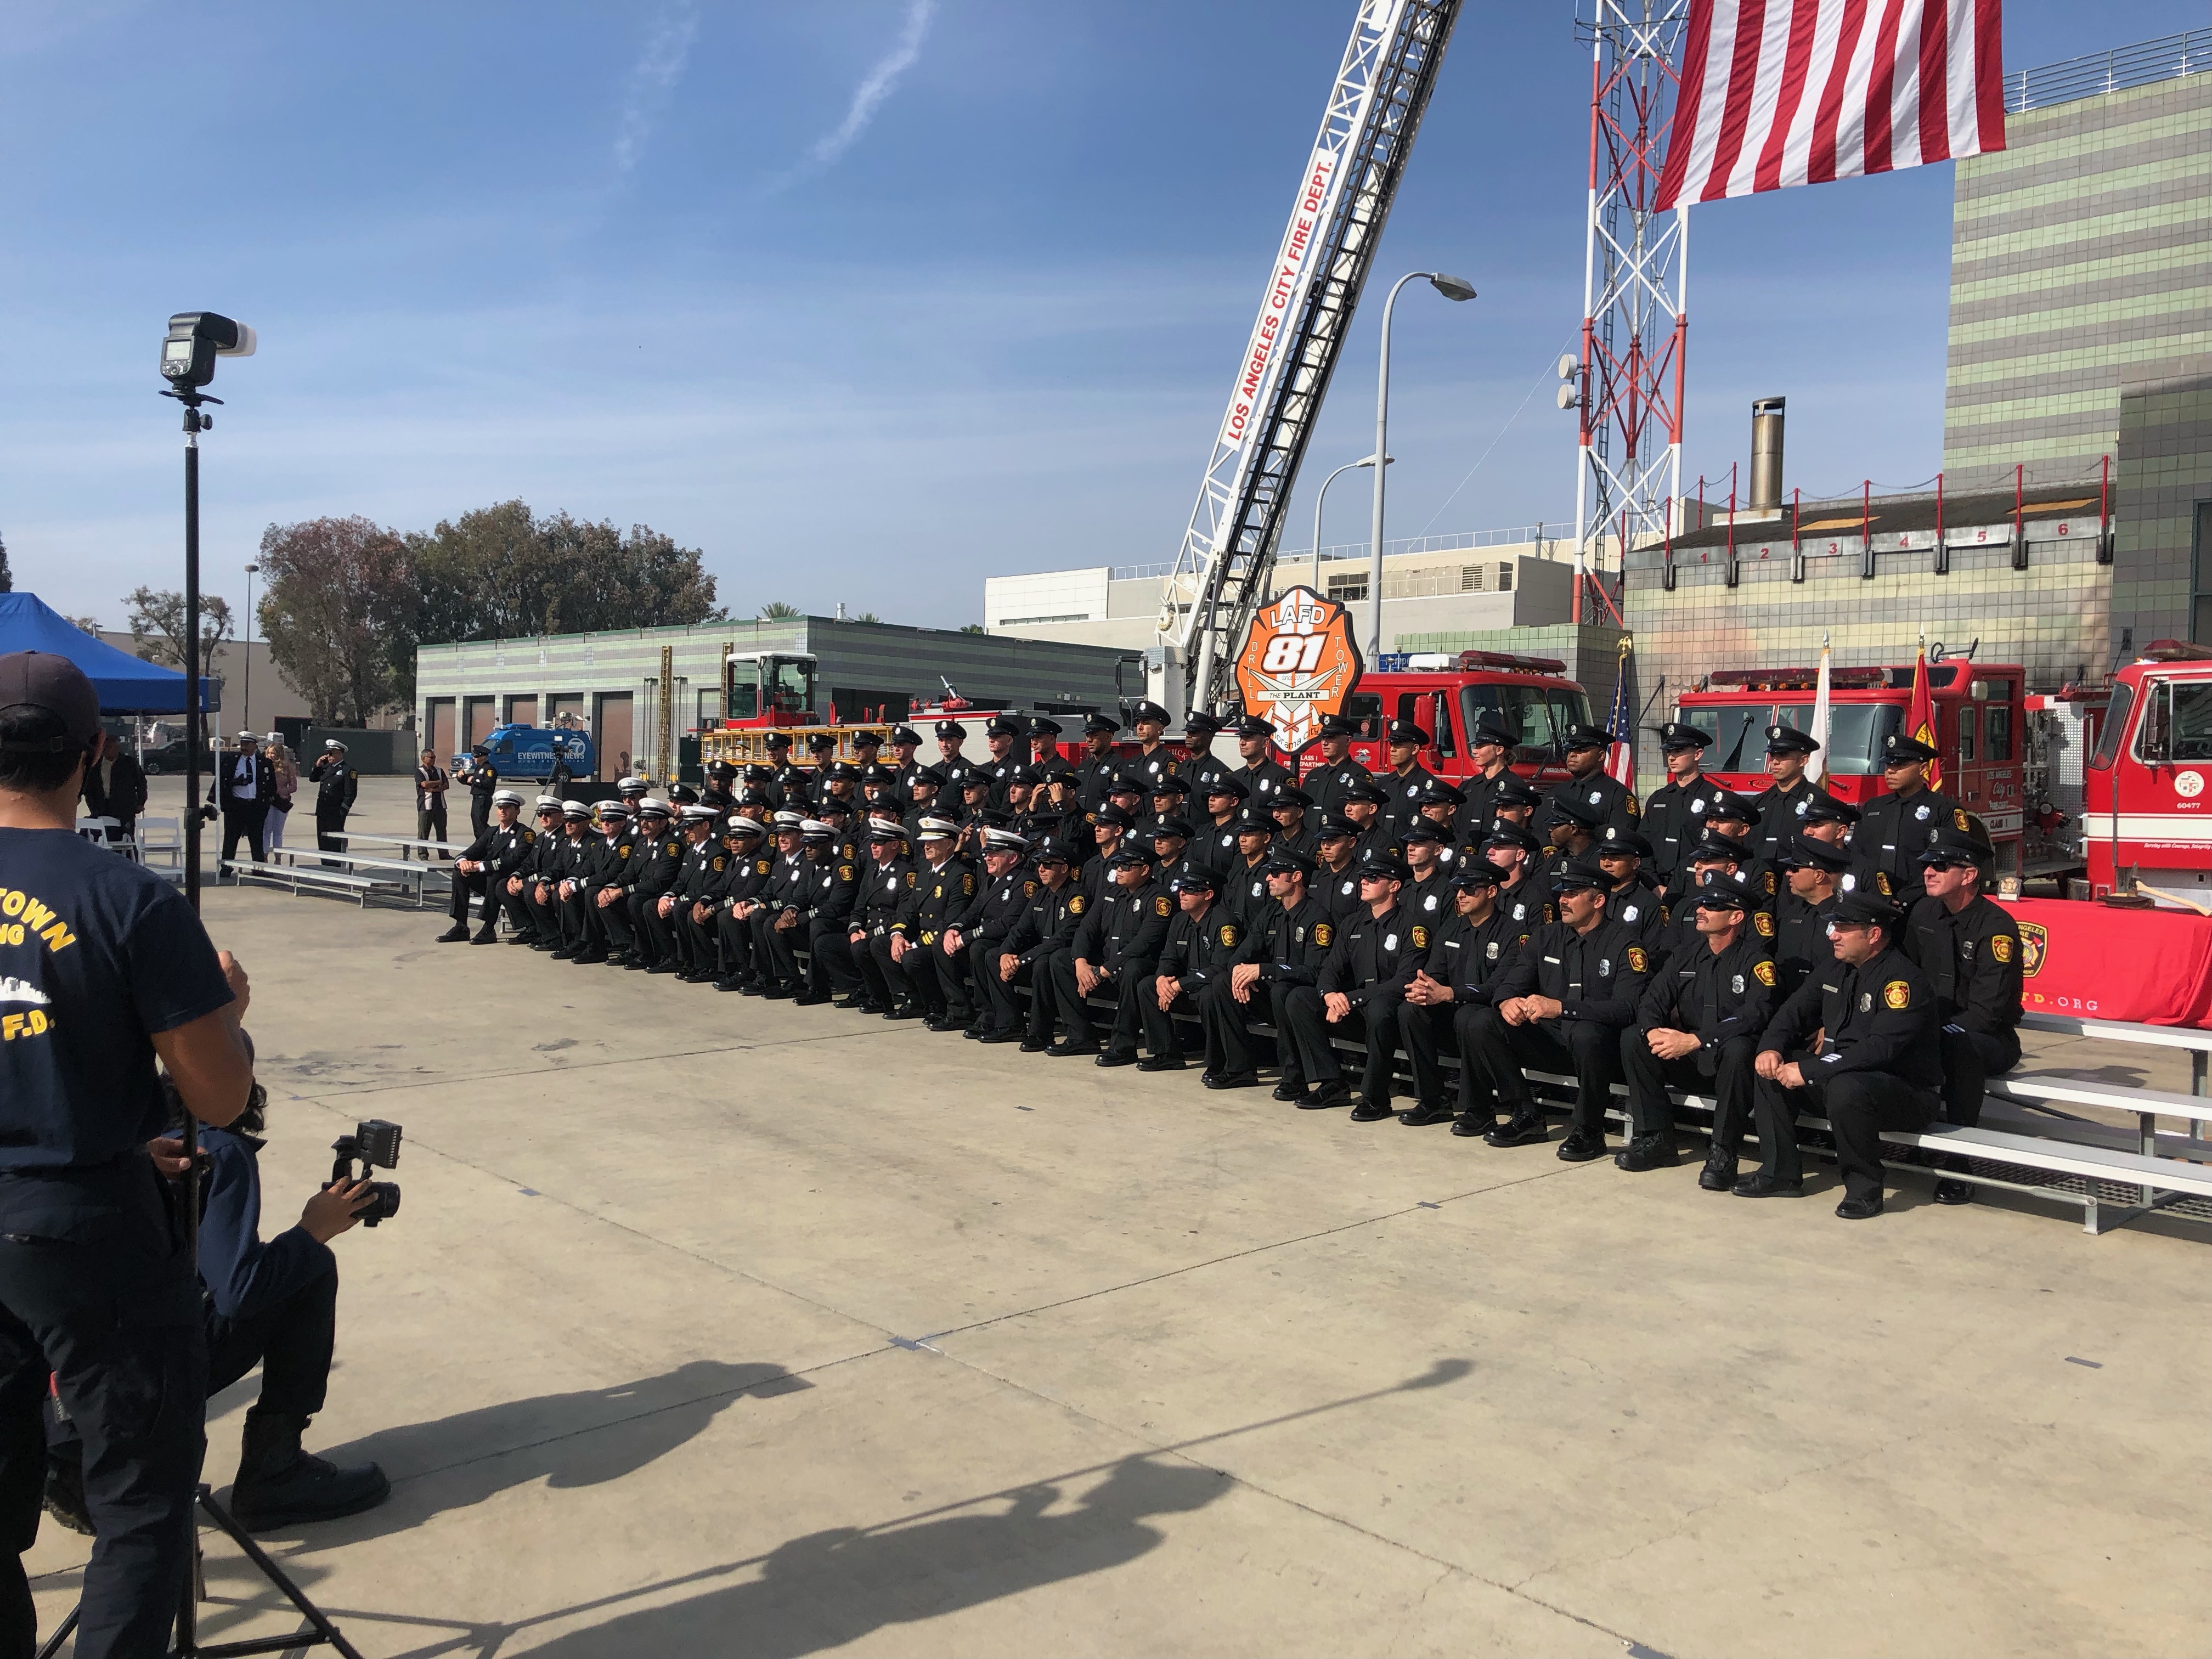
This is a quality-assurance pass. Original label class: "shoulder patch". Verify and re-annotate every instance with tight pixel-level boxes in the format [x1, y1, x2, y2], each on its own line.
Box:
[1068, 893, 1086, 914]
[1411, 924, 1429, 949]
[1752, 959, 1777, 987]
[1625, 793, 1640, 815]
[1753, 910, 1774, 938]
[711, 856, 726, 872]
[905, 871, 917, 887]
[1024, 879, 1037, 897]
[839, 865, 855, 882]
[1626, 945, 1648, 973]
[756, 858, 771, 874]
[1876, 872, 1892, 897]
[522, 828, 535, 844]
[1990, 933, 2012, 963]
[1313, 922, 1334, 947]
[1764, 871, 1777, 895]
[1954, 809, 1970, 832]
[1218, 922, 1237, 947]
[1883, 979, 1911, 1010]
[962, 874, 977, 895]
[1154, 894, 1172, 917]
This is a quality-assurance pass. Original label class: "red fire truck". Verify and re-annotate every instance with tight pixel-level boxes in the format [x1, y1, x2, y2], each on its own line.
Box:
[2080, 641, 2212, 906]
[1314, 650, 1597, 789]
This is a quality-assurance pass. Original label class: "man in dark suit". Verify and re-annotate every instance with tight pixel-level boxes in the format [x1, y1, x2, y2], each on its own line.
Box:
[208, 729, 275, 873]
[79, 733, 148, 843]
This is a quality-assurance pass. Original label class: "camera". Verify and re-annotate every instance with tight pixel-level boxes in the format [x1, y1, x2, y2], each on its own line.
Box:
[331, 1119, 403, 1227]
[159, 311, 257, 393]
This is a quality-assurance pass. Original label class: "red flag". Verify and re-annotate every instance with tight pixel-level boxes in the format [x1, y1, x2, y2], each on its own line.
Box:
[1906, 645, 1942, 792]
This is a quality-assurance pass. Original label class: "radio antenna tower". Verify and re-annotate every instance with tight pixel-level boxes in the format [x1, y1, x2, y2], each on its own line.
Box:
[1568, 0, 1689, 625]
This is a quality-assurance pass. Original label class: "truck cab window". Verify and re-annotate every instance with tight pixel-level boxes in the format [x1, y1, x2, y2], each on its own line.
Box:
[2089, 682, 2133, 771]
[2171, 683, 2212, 763]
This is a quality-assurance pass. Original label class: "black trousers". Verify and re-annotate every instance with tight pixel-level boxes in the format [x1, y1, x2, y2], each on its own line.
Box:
[856, 933, 902, 1009]
[314, 807, 347, 862]
[218, 803, 267, 866]
[597, 891, 636, 954]
[1197, 977, 1291, 1080]
[751, 911, 804, 986]
[498, 877, 537, 939]
[449, 866, 491, 927]
[1280, 989, 1414, 1107]
[676, 904, 718, 973]
[415, 804, 449, 854]
[1138, 978, 1215, 1068]
[0, 1161, 206, 1659]
[631, 893, 678, 964]
[527, 882, 562, 944]
[973, 944, 1032, 1034]
[806, 919, 860, 993]
[1621, 1032, 1759, 1143]
[470, 798, 492, 842]
[1047, 956, 1154, 1049]
[1462, 1009, 1624, 1134]
[931, 942, 975, 1024]
[1939, 1027, 2019, 1128]
[1753, 1063, 1939, 1199]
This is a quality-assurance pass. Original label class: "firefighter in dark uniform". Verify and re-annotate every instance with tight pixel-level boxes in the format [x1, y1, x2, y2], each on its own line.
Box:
[746, 817, 816, 997]
[1483, 824, 1547, 938]
[1595, 828, 1665, 954]
[1047, 847, 1171, 1058]
[1750, 890, 1943, 1218]
[1752, 724, 1832, 865]
[1147, 819, 1194, 884]
[972, 836, 1074, 1044]
[625, 800, 687, 970]
[1771, 834, 1848, 996]
[850, 821, 919, 1014]
[1339, 780, 1392, 860]
[1143, 774, 1197, 847]
[1229, 714, 1295, 809]
[1028, 718, 1073, 785]
[308, 738, 358, 861]
[1194, 777, 1244, 871]
[944, 826, 1037, 1035]
[888, 815, 978, 1029]
[464, 742, 499, 840]
[1074, 714, 1123, 811]
[1656, 828, 1758, 968]
[1134, 865, 1243, 1073]
[1207, 847, 1333, 1096]
[766, 732, 813, 806]
[788, 820, 862, 1005]
[1400, 861, 1526, 1134]
[1126, 700, 1178, 795]
[520, 798, 567, 946]
[1801, 791, 1861, 860]
[567, 800, 634, 963]
[1903, 825, 2024, 1205]
[1463, 859, 1650, 1159]
[1268, 785, 1317, 856]
[1398, 823, 1454, 933]
[1220, 809, 1276, 924]
[1412, 777, 1465, 868]
[589, 799, 646, 964]
[439, 788, 535, 943]
[1620, 872, 1778, 1177]
[1700, 791, 1779, 909]
[1850, 732, 1966, 907]
[886, 725, 927, 797]
[980, 717, 1029, 806]
[1280, 846, 1427, 1119]
[1301, 714, 1373, 820]
[1640, 721, 1716, 888]
[901, 767, 949, 846]
[1374, 719, 1440, 845]
[1537, 723, 1638, 849]
[1312, 819, 1367, 923]
[659, 805, 729, 980]
[1175, 710, 1231, 799]
[544, 802, 598, 958]
[710, 817, 773, 991]
[1455, 719, 1521, 845]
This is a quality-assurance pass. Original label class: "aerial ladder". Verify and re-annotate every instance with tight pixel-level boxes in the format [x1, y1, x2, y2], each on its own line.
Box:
[1156, 0, 1462, 720]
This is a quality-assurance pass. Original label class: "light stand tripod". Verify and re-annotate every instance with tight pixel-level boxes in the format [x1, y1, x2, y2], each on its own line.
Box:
[33, 349, 364, 1657]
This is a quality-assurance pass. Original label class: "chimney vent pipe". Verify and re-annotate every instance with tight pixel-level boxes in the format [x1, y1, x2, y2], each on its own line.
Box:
[1750, 397, 1785, 514]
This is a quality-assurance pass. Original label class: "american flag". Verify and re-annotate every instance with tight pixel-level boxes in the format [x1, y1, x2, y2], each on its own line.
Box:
[1606, 643, 1636, 791]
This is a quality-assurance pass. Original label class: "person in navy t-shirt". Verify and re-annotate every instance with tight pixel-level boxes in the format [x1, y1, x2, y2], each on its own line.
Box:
[0, 651, 253, 1659]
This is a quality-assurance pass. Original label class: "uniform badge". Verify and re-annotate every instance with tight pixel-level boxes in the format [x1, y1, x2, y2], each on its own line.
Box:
[1412, 925, 1428, 949]
[1753, 911, 1774, 938]
[1599, 957, 1612, 977]
[1313, 923, 1333, 947]
[1623, 903, 1640, 922]
[1589, 789, 1603, 805]
[933, 883, 943, 899]
[1406, 785, 1419, 798]
[1752, 960, 1777, 987]
[1384, 933, 1399, 951]
[1424, 893, 1439, 911]
[1990, 933, 2012, 964]
[1154, 894, 1171, 917]
[1915, 804, 1931, 821]
[1882, 979, 1911, 1009]
[1340, 879, 1356, 896]
[1069, 894, 1086, 914]
[1218, 923, 1237, 947]
[1485, 940, 1500, 960]
[1841, 872, 1858, 892]
[1795, 799, 1809, 816]
[1690, 797, 1706, 815]
[1858, 992, 1873, 1012]
[1293, 925, 1306, 943]
[1730, 973, 1745, 994]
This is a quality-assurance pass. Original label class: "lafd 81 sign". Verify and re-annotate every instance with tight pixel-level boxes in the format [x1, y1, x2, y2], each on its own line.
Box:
[1234, 586, 1363, 753]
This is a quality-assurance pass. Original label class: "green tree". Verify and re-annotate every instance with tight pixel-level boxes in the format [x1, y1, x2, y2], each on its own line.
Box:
[758, 600, 803, 619]
[126, 588, 234, 685]
[256, 516, 413, 723]
[960, 623, 985, 635]
[0, 529, 12, 591]
[64, 615, 103, 636]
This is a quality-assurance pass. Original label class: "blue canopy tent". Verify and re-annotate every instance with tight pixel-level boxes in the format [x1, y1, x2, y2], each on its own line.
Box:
[0, 591, 218, 713]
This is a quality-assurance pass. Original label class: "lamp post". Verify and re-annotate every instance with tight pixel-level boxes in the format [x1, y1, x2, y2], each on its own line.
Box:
[1366, 270, 1476, 658]
[1310, 454, 1389, 591]
[242, 562, 259, 735]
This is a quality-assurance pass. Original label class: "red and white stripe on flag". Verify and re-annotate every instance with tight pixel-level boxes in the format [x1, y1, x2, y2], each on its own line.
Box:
[1654, 0, 2005, 211]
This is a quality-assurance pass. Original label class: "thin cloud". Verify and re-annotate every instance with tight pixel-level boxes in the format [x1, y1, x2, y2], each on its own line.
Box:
[808, 0, 936, 167]
[613, 1, 702, 176]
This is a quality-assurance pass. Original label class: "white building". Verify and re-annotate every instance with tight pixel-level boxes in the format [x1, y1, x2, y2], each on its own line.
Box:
[984, 528, 1601, 654]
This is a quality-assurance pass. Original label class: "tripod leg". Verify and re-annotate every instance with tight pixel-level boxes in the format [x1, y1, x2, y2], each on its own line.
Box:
[190, 1488, 365, 1659]
[33, 1606, 78, 1659]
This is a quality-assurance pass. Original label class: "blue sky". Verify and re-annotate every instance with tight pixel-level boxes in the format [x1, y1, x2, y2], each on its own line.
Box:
[1, 0, 2197, 633]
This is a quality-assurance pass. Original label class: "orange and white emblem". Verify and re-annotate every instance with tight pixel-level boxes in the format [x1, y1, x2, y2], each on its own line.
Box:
[1234, 586, 1364, 755]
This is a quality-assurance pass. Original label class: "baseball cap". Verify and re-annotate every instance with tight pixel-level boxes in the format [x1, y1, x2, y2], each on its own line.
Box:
[0, 652, 101, 752]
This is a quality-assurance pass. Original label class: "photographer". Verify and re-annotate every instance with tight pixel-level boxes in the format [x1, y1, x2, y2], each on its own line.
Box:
[46, 1082, 391, 1537]
[0, 650, 254, 1659]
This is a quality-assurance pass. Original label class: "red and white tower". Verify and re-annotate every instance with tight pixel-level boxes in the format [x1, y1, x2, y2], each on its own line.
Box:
[1568, 0, 1690, 624]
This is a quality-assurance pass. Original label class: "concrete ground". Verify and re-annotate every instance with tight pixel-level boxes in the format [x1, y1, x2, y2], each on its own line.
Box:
[29, 776, 2208, 1657]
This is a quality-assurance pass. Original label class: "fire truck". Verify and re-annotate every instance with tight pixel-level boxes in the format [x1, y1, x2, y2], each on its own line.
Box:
[2079, 641, 2212, 906]
[1312, 650, 1597, 790]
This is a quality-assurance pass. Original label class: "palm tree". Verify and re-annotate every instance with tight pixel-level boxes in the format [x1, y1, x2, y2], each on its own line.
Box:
[758, 601, 802, 619]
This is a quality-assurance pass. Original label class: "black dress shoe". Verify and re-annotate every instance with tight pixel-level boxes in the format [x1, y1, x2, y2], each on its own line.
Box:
[1834, 1194, 1884, 1220]
[962, 1024, 988, 1040]
[791, 990, 831, 1007]
[1398, 1103, 1453, 1127]
[543, 946, 573, 958]
[1018, 1037, 1051, 1053]
[979, 1029, 1022, 1045]
[883, 1006, 923, 1020]
[1271, 1081, 1310, 1103]
[923, 1015, 960, 1031]
[646, 961, 680, 975]
[1047, 1040, 1099, 1058]
[623, 957, 654, 970]
[1204, 1070, 1260, 1091]
[435, 926, 471, 943]
[1095, 1049, 1139, 1068]
[1136, 1055, 1184, 1073]
[472, 930, 503, 945]
[1349, 1099, 1395, 1123]
[571, 948, 608, 965]
[1555, 1130, 1606, 1163]
[1449, 1113, 1494, 1138]
[1697, 1155, 1737, 1192]
[1732, 1172, 1804, 1198]
[602, 953, 632, 968]
[503, 932, 535, 945]
[1297, 1086, 1351, 1111]
[1614, 1134, 1679, 1172]
[1483, 1112, 1548, 1148]
[713, 978, 746, 992]
[1932, 1177, 1975, 1205]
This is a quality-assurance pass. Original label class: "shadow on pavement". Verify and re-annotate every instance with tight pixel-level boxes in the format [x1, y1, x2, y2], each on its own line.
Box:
[287, 1359, 810, 1539]
[524, 1454, 1229, 1658]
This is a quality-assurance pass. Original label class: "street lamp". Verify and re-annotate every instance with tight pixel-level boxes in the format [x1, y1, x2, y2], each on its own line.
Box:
[1310, 454, 1390, 590]
[242, 562, 259, 733]
[1366, 270, 1476, 658]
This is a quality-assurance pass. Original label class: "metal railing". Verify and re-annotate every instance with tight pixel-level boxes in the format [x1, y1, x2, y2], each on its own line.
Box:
[2004, 30, 2210, 113]
[1110, 524, 1557, 582]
